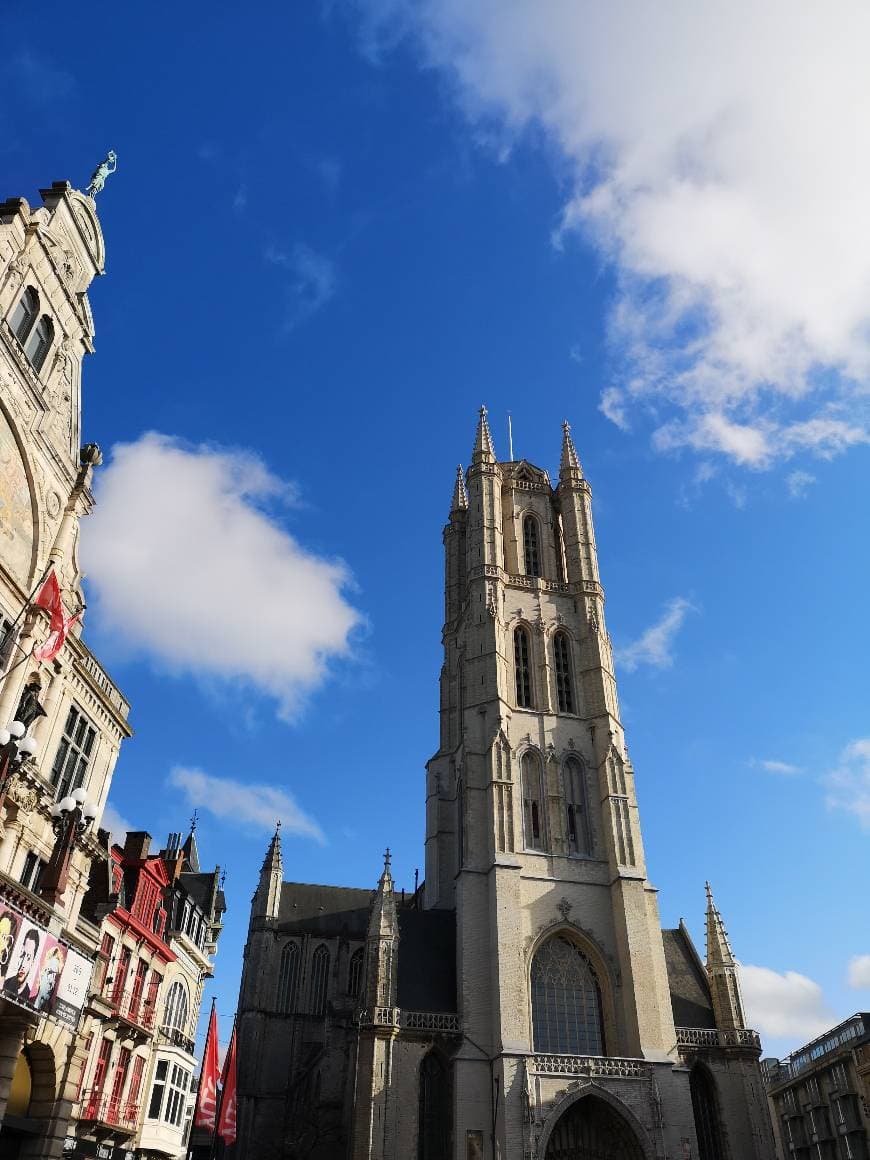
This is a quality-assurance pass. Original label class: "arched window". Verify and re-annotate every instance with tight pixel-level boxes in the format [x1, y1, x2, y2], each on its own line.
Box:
[162, 980, 189, 1034]
[277, 941, 300, 1013]
[514, 626, 532, 708]
[310, 944, 330, 1016]
[24, 315, 54, 372]
[553, 632, 574, 714]
[521, 751, 546, 851]
[690, 1065, 725, 1160]
[523, 515, 541, 578]
[563, 756, 591, 856]
[531, 936, 604, 1055]
[347, 947, 364, 999]
[10, 287, 38, 345]
[417, 1052, 449, 1160]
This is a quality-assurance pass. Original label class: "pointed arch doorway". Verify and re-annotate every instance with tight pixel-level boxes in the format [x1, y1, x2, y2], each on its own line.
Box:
[543, 1094, 646, 1160]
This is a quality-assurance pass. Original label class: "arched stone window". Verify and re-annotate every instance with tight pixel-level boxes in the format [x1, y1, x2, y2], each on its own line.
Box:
[521, 751, 546, 851]
[690, 1064, 725, 1160]
[563, 756, 591, 856]
[24, 315, 54, 372]
[544, 1095, 644, 1160]
[10, 287, 38, 345]
[162, 980, 189, 1034]
[523, 514, 541, 578]
[514, 626, 532, 708]
[531, 936, 604, 1055]
[310, 944, 330, 1016]
[277, 941, 300, 1013]
[417, 1052, 449, 1160]
[553, 631, 575, 713]
[348, 947, 364, 999]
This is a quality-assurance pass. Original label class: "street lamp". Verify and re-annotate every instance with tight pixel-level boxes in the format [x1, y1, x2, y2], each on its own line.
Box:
[0, 717, 39, 810]
[40, 786, 98, 907]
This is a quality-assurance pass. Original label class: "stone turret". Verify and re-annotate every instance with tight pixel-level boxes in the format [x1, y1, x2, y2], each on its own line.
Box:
[706, 881, 746, 1033]
[363, 849, 399, 1010]
[450, 464, 468, 514]
[252, 824, 283, 921]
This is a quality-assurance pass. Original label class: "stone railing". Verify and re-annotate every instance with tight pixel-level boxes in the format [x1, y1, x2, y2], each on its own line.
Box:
[675, 1027, 761, 1051]
[74, 650, 130, 716]
[363, 1008, 461, 1034]
[531, 1054, 650, 1078]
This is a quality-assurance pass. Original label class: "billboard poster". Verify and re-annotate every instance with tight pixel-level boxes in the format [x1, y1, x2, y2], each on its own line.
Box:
[0, 892, 93, 1028]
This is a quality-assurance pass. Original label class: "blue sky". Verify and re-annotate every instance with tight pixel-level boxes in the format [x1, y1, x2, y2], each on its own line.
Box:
[4, 1, 870, 1061]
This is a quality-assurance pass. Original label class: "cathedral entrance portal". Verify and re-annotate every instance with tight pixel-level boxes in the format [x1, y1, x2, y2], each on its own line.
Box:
[544, 1094, 645, 1160]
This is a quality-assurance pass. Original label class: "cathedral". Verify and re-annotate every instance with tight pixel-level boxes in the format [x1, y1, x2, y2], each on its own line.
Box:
[235, 410, 776, 1160]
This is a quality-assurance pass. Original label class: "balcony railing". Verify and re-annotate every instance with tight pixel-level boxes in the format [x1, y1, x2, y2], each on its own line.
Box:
[109, 991, 156, 1034]
[158, 1023, 196, 1055]
[675, 1027, 761, 1051]
[80, 1091, 139, 1133]
[362, 1007, 461, 1033]
[531, 1055, 651, 1078]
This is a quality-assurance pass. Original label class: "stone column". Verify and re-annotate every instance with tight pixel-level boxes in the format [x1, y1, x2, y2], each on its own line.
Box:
[0, 1011, 29, 1121]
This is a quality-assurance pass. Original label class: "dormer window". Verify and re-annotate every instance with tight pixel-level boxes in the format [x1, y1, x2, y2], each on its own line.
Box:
[24, 315, 54, 373]
[10, 287, 38, 344]
[523, 515, 541, 578]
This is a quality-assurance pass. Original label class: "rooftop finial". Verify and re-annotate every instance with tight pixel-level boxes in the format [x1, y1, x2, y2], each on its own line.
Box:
[472, 405, 496, 464]
[190, 809, 199, 834]
[450, 465, 468, 514]
[559, 418, 583, 481]
[384, 847, 391, 871]
[85, 150, 117, 199]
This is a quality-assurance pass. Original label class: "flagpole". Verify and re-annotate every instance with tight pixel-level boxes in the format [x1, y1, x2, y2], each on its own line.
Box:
[0, 563, 54, 671]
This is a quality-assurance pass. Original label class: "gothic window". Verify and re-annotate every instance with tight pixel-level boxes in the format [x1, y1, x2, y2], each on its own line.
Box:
[417, 1052, 449, 1160]
[690, 1065, 725, 1160]
[523, 515, 541, 578]
[514, 626, 532, 708]
[24, 315, 54, 373]
[310, 944, 330, 1016]
[162, 980, 189, 1034]
[277, 941, 300, 1013]
[553, 632, 574, 713]
[521, 751, 546, 851]
[347, 947, 364, 999]
[563, 756, 592, 856]
[10, 287, 38, 345]
[531, 936, 604, 1055]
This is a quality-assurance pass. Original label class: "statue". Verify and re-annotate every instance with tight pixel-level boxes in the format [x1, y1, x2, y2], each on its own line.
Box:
[85, 151, 117, 198]
[14, 674, 46, 731]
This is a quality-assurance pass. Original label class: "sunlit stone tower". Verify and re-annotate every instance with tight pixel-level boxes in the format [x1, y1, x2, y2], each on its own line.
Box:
[235, 411, 776, 1160]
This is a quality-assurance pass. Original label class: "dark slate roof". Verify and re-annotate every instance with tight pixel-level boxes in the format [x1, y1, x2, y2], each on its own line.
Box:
[397, 908, 456, 1013]
[662, 924, 716, 1029]
[182, 871, 216, 913]
[278, 882, 372, 937]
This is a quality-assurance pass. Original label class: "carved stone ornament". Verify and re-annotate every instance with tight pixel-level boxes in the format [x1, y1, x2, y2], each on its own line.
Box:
[7, 779, 37, 815]
[5, 256, 26, 290]
[557, 897, 573, 921]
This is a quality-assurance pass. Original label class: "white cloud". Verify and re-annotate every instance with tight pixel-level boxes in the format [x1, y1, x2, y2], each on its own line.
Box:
[741, 964, 837, 1044]
[615, 596, 694, 673]
[825, 739, 870, 830]
[848, 955, 870, 990]
[168, 765, 324, 843]
[82, 433, 362, 721]
[752, 758, 801, 776]
[356, 1, 870, 466]
[99, 802, 133, 848]
[265, 243, 338, 330]
[787, 470, 816, 499]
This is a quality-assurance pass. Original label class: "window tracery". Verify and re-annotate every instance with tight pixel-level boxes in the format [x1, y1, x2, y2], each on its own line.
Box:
[521, 750, 546, 851]
[553, 631, 574, 713]
[277, 941, 300, 1013]
[523, 514, 541, 577]
[514, 626, 532, 708]
[531, 936, 604, 1055]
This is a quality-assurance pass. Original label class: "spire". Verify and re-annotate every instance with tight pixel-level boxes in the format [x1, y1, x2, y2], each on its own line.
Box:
[559, 419, 583, 483]
[252, 822, 283, 920]
[472, 405, 496, 465]
[365, 849, 400, 1008]
[450, 465, 468, 514]
[704, 882, 746, 1032]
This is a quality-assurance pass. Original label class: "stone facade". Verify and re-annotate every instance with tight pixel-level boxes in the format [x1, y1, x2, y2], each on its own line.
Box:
[235, 413, 777, 1160]
[0, 179, 133, 1157]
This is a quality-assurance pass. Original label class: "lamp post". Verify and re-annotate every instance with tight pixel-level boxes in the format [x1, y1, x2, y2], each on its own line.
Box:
[39, 787, 98, 907]
[0, 718, 39, 812]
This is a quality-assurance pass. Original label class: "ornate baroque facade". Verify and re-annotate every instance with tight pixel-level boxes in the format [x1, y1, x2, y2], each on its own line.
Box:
[236, 411, 777, 1160]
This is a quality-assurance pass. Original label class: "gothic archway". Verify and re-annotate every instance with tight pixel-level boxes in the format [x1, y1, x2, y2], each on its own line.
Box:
[543, 1094, 645, 1160]
[690, 1063, 726, 1160]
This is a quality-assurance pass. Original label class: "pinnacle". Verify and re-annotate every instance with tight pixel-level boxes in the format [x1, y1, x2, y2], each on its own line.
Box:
[450, 465, 468, 514]
[472, 405, 496, 464]
[560, 419, 583, 480]
[378, 847, 394, 890]
[705, 881, 736, 969]
[261, 823, 283, 874]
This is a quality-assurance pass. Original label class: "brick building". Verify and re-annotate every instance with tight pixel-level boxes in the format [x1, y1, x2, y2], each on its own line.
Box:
[235, 412, 777, 1159]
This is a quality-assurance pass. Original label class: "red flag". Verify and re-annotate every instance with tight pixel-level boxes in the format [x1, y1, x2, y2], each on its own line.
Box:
[34, 571, 65, 635]
[32, 611, 80, 665]
[217, 1025, 237, 1145]
[194, 1002, 220, 1130]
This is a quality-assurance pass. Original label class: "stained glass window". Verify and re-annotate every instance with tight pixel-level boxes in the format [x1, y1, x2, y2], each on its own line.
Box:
[523, 515, 541, 577]
[531, 936, 604, 1055]
[277, 941, 300, 1013]
[514, 627, 532, 708]
[553, 632, 574, 714]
